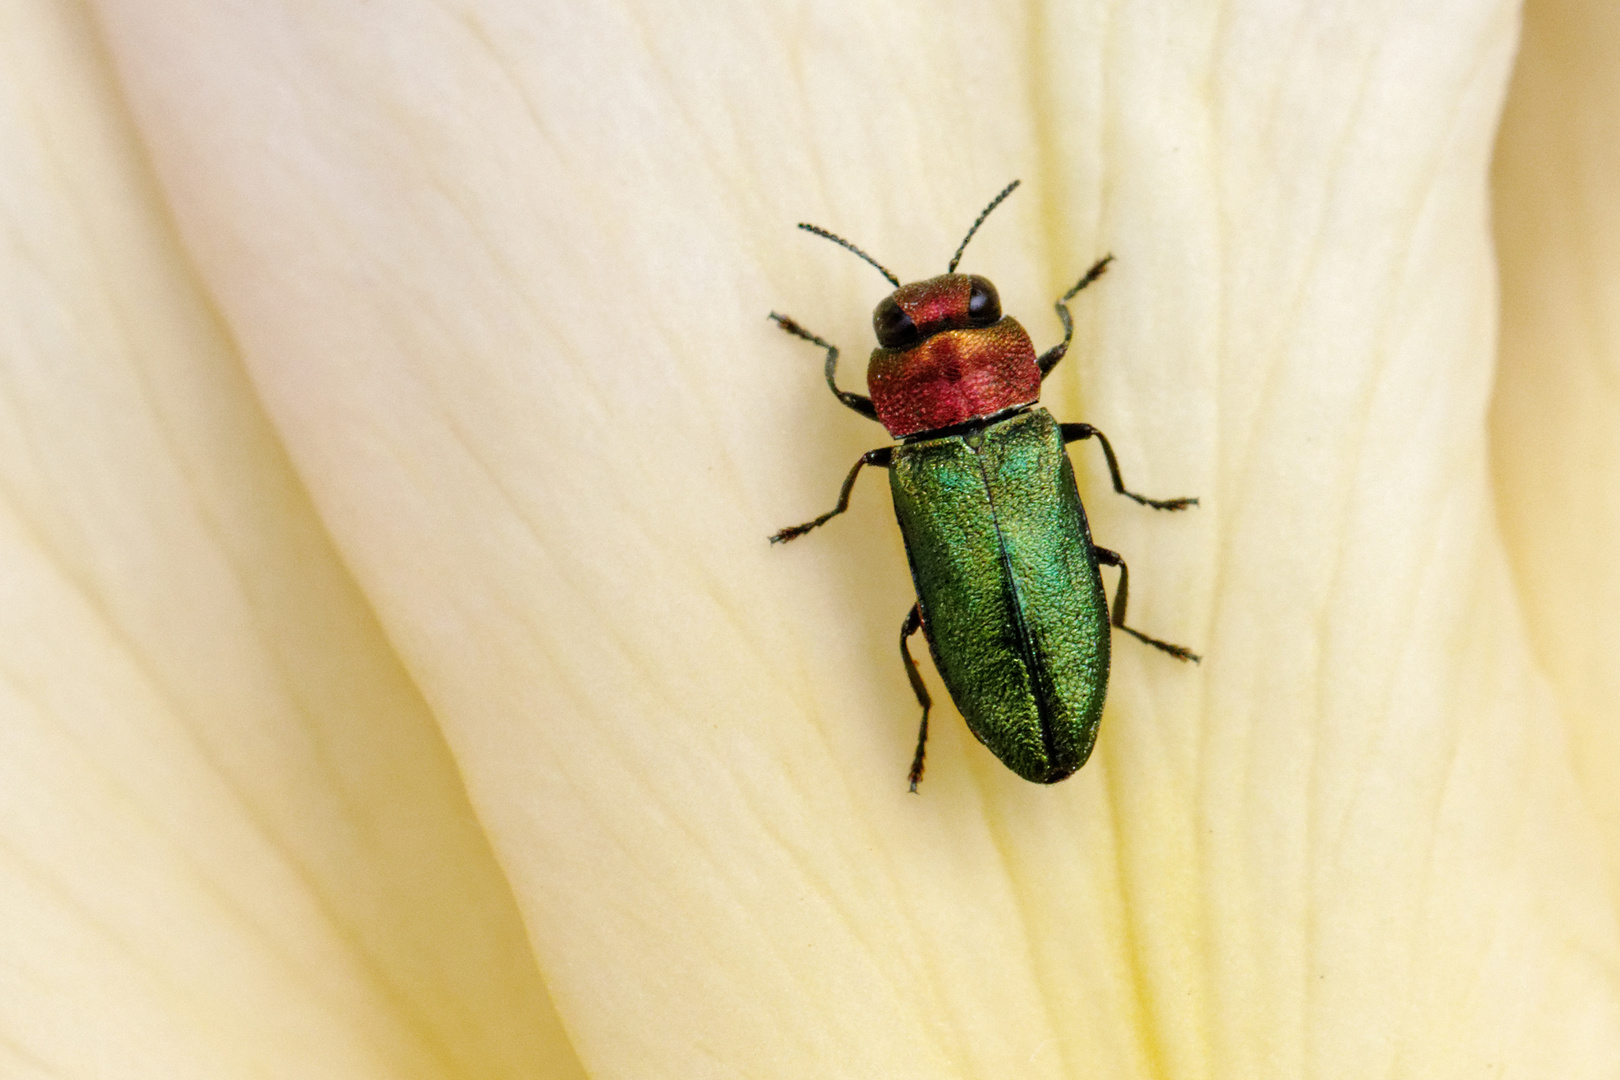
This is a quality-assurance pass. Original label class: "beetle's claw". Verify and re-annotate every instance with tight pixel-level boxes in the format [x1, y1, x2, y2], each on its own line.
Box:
[1134, 494, 1199, 511]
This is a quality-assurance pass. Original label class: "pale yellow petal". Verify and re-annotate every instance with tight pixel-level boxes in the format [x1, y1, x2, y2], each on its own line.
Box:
[1493, 0, 1620, 905]
[86, 0, 1620, 1077]
[0, 1, 578, 1076]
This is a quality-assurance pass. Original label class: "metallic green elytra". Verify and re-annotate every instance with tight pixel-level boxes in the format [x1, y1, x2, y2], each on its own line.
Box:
[770, 181, 1199, 790]
[890, 408, 1109, 783]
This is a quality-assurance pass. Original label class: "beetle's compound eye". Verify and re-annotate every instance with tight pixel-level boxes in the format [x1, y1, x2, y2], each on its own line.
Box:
[874, 295, 922, 349]
[966, 276, 1001, 326]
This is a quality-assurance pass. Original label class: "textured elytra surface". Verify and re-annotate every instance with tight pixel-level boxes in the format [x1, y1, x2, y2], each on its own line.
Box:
[890, 408, 1110, 782]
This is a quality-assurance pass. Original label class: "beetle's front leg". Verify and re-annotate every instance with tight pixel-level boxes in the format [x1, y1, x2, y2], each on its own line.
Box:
[1037, 254, 1114, 379]
[770, 447, 893, 544]
[1093, 547, 1200, 662]
[1060, 423, 1198, 511]
[769, 312, 880, 421]
[900, 603, 932, 792]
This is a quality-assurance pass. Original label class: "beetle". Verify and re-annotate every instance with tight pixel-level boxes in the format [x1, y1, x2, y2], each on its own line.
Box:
[770, 180, 1200, 790]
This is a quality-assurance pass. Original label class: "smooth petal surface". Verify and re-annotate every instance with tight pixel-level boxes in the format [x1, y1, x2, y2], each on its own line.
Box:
[5, 0, 1613, 1077]
[1493, 0, 1620, 909]
[0, 2, 577, 1077]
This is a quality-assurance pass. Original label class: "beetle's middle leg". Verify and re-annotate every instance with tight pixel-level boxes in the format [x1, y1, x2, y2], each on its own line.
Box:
[900, 603, 932, 793]
[769, 312, 879, 421]
[1093, 547, 1200, 662]
[770, 447, 893, 543]
[1061, 423, 1199, 511]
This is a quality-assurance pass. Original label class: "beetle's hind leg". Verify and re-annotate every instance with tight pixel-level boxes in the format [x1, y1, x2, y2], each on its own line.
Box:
[900, 603, 933, 792]
[769, 312, 879, 421]
[1093, 547, 1201, 663]
[770, 447, 892, 543]
[1061, 423, 1198, 511]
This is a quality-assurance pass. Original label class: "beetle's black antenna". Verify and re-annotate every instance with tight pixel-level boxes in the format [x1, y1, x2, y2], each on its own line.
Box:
[948, 179, 1021, 274]
[797, 223, 901, 288]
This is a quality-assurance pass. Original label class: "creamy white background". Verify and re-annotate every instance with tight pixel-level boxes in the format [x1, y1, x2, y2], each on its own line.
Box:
[1, 0, 1617, 1077]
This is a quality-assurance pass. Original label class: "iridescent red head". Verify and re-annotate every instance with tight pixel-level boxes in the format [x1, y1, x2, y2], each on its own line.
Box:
[796, 180, 1042, 439]
[866, 273, 1039, 438]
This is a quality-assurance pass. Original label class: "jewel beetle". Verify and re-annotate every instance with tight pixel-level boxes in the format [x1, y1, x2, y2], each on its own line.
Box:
[770, 180, 1200, 791]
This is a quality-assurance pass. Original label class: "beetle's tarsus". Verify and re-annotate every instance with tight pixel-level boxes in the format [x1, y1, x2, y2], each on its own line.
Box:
[769, 520, 822, 544]
[900, 604, 932, 791]
[1121, 626, 1201, 663]
[907, 712, 928, 792]
[768, 311, 811, 338]
[1128, 493, 1199, 512]
[1066, 254, 1114, 298]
